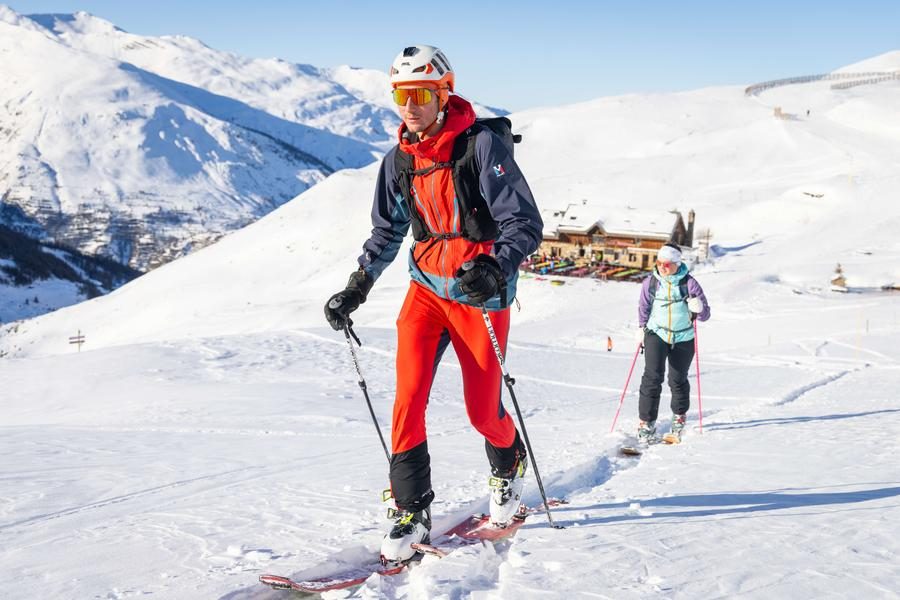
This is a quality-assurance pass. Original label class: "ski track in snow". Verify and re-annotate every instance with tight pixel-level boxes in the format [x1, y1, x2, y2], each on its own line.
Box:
[771, 369, 851, 407]
[0, 465, 262, 531]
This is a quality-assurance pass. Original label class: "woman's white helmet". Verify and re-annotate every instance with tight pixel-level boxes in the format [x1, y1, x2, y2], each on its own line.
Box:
[390, 45, 455, 91]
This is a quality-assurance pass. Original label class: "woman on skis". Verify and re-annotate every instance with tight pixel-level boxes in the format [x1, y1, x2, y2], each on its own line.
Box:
[634, 243, 710, 443]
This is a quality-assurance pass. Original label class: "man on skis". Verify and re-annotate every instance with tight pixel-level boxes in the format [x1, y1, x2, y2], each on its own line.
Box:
[323, 45, 543, 564]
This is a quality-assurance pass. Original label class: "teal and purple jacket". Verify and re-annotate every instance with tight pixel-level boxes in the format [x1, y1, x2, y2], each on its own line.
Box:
[639, 263, 710, 344]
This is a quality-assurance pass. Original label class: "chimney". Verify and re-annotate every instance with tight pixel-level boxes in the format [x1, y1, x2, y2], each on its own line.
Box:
[686, 209, 695, 247]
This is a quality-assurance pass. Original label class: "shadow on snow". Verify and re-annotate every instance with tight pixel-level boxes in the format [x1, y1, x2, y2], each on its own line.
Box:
[561, 483, 900, 527]
[705, 408, 900, 431]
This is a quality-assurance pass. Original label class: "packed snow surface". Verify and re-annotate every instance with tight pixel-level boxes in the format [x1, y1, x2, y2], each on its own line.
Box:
[2, 51, 899, 599]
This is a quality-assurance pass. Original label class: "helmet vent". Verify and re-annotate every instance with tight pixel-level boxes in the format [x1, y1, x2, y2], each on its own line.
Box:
[432, 52, 451, 73]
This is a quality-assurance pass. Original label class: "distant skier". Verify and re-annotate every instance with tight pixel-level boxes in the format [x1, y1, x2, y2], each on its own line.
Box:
[607, 336, 613, 352]
[323, 45, 543, 563]
[634, 243, 710, 443]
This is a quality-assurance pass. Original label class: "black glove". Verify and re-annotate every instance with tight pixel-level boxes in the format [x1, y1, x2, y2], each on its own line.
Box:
[455, 254, 506, 305]
[324, 269, 374, 331]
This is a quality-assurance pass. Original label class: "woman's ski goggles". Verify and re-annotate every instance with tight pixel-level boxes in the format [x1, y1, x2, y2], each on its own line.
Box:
[392, 87, 436, 106]
[656, 261, 677, 269]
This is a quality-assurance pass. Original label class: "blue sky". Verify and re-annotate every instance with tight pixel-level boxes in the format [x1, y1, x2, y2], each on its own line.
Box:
[8, 1, 900, 111]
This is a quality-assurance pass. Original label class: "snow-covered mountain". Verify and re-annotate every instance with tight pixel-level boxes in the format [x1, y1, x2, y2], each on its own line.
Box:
[2, 52, 899, 599]
[15, 10, 506, 148]
[0, 7, 509, 320]
[0, 6, 383, 275]
[17, 10, 401, 147]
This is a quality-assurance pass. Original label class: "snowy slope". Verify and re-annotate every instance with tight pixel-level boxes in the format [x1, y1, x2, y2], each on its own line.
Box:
[1, 285, 897, 599]
[513, 66, 899, 290]
[834, 50, 900, 73]
[2, 52, 900, 599]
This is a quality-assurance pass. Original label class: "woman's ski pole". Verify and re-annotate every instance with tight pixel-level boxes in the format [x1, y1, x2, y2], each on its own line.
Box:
[693, 320, 703, 433]
[610, 341, 643, 433]
[478, 304, 563, 529]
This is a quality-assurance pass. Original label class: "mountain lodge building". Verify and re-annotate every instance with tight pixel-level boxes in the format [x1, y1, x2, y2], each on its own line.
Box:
[538, 205, 695, 271]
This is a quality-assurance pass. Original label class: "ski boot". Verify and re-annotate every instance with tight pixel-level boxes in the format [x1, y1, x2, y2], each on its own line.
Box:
[663, 414, 686, 444]
[380, 507, 431, 565]
[488, 458, 527, 526]
[637, 420, 657, 445]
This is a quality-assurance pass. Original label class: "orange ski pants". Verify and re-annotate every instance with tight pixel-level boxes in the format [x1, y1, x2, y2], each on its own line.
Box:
[392, 282, 516, 454]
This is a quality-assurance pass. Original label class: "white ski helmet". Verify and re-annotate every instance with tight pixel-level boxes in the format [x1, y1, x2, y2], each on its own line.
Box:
[390, 45, 455, 92]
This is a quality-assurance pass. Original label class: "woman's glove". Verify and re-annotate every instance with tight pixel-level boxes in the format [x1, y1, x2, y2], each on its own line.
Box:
[687, 297, 703, 313]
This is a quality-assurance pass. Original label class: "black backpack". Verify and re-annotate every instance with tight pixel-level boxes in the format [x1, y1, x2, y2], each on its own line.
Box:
[393, 117, 521, 243]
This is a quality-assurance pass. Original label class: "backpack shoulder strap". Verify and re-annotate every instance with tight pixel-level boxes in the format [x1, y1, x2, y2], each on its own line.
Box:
[678, 274, 692, 300]
[392, 146, 430, 241]
[453, 122, 480, 183]
[451, 123, 499, 241]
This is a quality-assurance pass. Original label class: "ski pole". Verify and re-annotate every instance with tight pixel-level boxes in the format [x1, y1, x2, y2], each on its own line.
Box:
[693, 320, 703, 433]
[477, 303, 564, 529]
[609, 341, 643, 433]
[330, 304, 391, 463]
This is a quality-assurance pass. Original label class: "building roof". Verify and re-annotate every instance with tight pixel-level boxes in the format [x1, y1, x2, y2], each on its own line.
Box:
[541, 203, 680, 240]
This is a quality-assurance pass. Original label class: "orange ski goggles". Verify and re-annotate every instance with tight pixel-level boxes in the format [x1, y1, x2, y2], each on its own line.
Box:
[392, 87, 436, 106]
